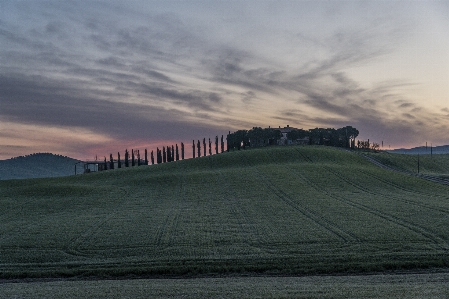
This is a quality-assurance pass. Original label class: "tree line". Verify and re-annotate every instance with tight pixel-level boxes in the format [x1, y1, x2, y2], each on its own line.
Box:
[192, 136, 225, 158]
[93, 135, 227, 172]
[88, 125, 379, 173]
[227, 126, 360, 150]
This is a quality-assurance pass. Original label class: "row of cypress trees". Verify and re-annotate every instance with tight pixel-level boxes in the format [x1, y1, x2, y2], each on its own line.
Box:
[99, 136, 226, 171]
[192, 136, 225, 158]
[155, 143, 185, 164]
[103, 148, 150, 170]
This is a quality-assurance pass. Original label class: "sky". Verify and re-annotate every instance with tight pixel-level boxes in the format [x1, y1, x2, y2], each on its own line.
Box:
[1, 0, 448, 160]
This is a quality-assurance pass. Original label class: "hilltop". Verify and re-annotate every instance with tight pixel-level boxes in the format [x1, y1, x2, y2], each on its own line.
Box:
[0, 146, 448, 279]
[0, 153, 80, 180]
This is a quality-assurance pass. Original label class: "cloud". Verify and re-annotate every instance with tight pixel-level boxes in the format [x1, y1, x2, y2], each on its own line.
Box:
[1, 1, 448, 158]
[0, 74, 227, 143]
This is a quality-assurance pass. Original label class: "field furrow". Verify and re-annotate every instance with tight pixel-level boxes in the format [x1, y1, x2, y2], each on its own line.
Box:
[240, 151, 359, 244]
[296, 163, 449, 250]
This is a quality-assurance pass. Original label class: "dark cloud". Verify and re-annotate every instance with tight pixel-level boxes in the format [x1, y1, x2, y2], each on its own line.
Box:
[96, 57, 125, 67]
[0, 74, 227, 143]
[138, 69, 177, 84]
[398, 102, 415, 109]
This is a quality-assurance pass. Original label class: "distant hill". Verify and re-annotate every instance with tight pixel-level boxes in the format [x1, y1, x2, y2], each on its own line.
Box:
[0, 153, 81, 180]
[387, 145, 449, 155]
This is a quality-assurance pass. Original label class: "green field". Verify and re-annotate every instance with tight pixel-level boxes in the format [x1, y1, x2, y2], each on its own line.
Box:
[1, 272, 448, 298]
[1, 146, 449, 280]
[365, 151, 449, 177]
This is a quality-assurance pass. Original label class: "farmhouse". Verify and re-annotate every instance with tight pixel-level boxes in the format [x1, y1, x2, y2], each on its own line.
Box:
[277, 125, 310, 145]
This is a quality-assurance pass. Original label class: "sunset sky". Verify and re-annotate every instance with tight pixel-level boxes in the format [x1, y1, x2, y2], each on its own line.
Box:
[1, 1, 448, 160]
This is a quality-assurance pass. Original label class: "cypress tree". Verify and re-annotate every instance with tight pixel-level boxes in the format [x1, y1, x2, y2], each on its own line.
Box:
[118, 152, 121, 168]
[163, 146, 167, 163]
[167, 146, 171, 162]
[197, 140, 201, 157]
[144, 149, 148, 165]
[176, 144, 179, 161]
[221, 135, 224, 153]
[151, 150, 154, 165]
[104, 156, 107, 171]
[209, 138, 212, 155]
[125, 149, 129, 167]
[193, 140, 195, 158]
[215, 136, 219, 154]
[137, 150, 141, 166]
[110, 154, 114, 169]
[172, 145, 175, 161]
[203, 138, 206, 157]
[181, 142, 185, 160]
[132, 149, 135, 166]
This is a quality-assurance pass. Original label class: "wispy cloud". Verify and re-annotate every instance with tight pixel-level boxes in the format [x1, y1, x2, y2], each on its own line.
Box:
[0, 1, 448, 158]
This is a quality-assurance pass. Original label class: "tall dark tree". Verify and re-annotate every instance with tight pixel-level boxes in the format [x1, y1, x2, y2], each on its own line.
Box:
[144, 149, 148, 165]
[221, 135, 224, 153]
[157, 148, 162, 164]
[171, 145, 175, 162]
[208, 138, 212, 155]
[192, 140, 195, 158]
[215, 136, 219, 154]
[110, 154, 114, 170]
[176, 144, 179, 161]
[104, 156, 107, 171]
[137, 150, 141, 166]
[181, 142, 185, 160]
[118, 152, 121, 168]
[125, 149, 129, 167]
[163, 146, 167, 163]
[197, 140, 201, 157]
[167, 146, 172, 162]
[151, 150, 155, 165]
[131, 149, 135, 166]
[203, 138, 206, 157]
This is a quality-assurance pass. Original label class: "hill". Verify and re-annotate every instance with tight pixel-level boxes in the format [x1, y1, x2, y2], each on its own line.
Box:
[0, 153, 80, 180]
[387, 145, 449, 155]
[0, 146, 448, 279]
[365, 151, 449, 178]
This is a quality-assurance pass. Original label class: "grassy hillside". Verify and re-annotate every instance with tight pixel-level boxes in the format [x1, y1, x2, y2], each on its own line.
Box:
[1, 146, 449, 279]
[365, 151, 449, 177]
[0, 153, 80, 180]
